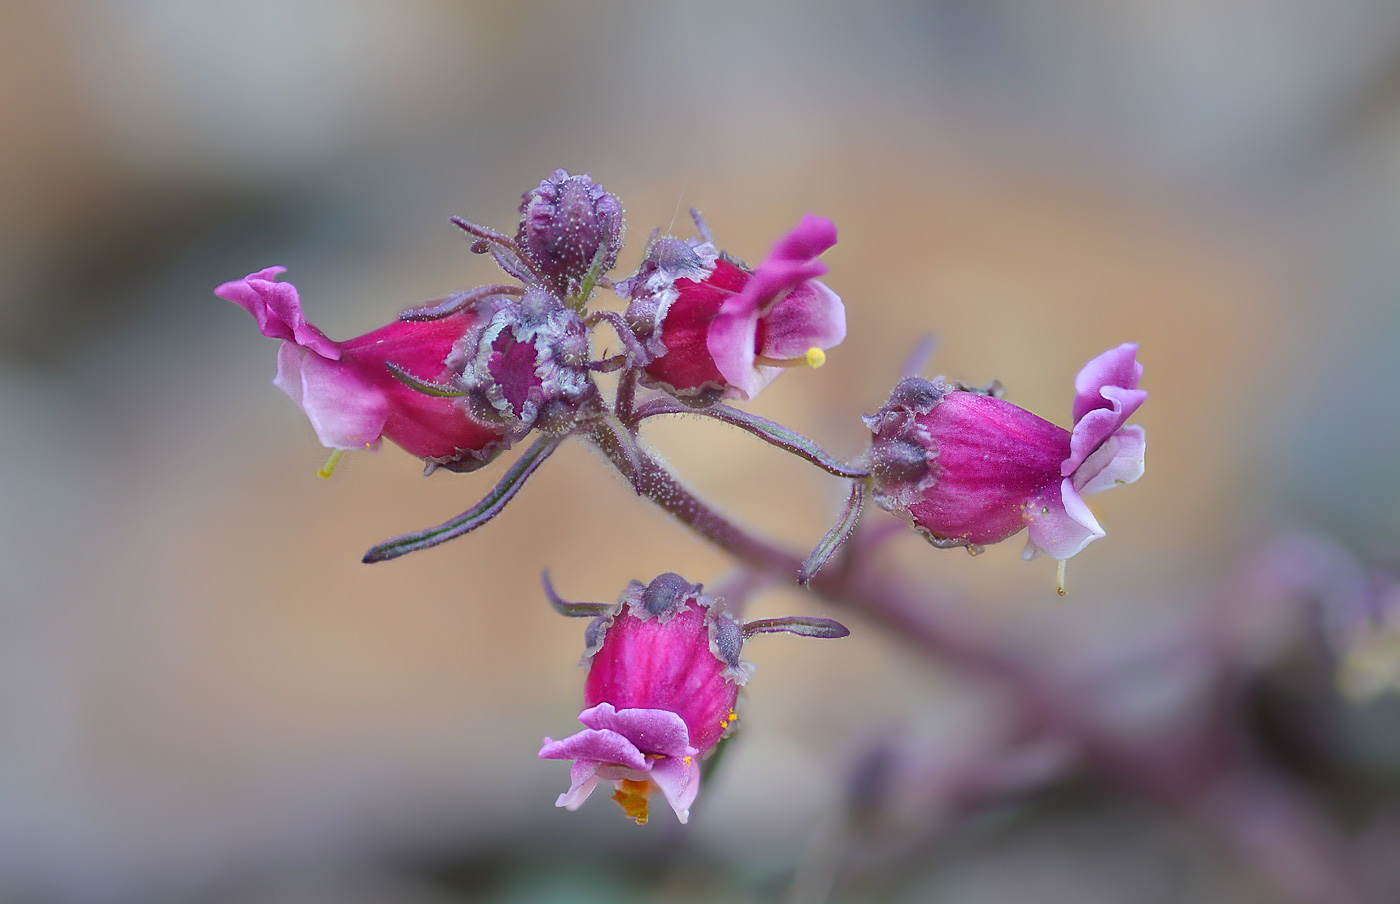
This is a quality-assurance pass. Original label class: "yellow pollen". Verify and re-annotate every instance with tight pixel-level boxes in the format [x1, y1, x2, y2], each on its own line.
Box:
[684, 755, 693, 765]
[317, 449, 346, 479]
[754, 347, 826, 370]
[612, 779, 652, 825]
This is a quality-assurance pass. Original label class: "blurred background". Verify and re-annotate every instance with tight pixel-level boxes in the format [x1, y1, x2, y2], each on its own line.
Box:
[3, 1, 1400, 901]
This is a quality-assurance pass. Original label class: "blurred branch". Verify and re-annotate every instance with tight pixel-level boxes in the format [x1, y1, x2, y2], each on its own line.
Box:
[588, 423, 1382, 904]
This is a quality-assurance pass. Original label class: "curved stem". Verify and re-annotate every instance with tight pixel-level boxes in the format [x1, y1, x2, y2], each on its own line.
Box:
[632, 399, 868, 479]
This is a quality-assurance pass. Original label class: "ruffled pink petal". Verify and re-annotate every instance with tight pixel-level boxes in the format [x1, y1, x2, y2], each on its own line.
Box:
[553, 760, 602, 810]
[1063, 344, 1146, 477]
[216, 267, 340, 360]
[648, 755, 702, 824]
[273, 343, 387, 450]
[577, 703, 694, 759]
[1022, 478, 1105, 561]
[1072, 343, 1142, 423]
[537, 728, 648, 771]
[1073, 425, 1146, 497]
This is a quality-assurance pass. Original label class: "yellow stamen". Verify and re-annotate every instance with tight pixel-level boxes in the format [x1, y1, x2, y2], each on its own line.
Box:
[755, 347, 826, 369]
[1056, 559, 1068, 597]
[612, 779, 651, 825]
[317, 449, 346, 479]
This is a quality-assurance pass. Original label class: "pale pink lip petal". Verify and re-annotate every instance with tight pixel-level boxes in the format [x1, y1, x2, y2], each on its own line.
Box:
[273, 343, 387, 450]
[648, 755, 702, 824]
[1073, 425, 1146, 497]
[1023, 478, 1106, 561]
[706, 308, 763, 398]
[553, 761, 602, 811]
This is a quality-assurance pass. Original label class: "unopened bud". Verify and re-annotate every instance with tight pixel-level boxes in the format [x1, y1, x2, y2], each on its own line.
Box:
[517, 170, 624, 297]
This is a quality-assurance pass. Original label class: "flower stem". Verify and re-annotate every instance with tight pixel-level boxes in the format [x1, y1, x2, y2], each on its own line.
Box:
[631, 399, 868, 479]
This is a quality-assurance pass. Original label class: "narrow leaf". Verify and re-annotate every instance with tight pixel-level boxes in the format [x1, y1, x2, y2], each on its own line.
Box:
[541, 571, 614, 618]
[634, 401, 868, 479]
[450, 216, 539, 283]
[742, 616, 850, 639]
[798, 480, 865, 585]
[363, 433, 565, 563]
[385, 362, 466, 397]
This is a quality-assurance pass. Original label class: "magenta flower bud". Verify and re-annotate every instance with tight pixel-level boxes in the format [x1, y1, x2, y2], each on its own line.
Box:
[540, 574, 748, 825]
[516, 169, 624, 297]
[216, 267, 509, 472]
[448, 287, 595, 438]
[622, 214, 846, 403]
[866, 345, 1147, 571]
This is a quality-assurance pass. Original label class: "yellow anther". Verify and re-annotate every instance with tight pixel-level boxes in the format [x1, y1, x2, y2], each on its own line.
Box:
[317, 449, 346, 479]
[804, 347, 825, 368]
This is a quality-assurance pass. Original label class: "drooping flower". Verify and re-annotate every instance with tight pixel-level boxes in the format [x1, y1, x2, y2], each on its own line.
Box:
[516, 169, 624, 298]
[447, 287, 596, 439]
[540, 573, 848, 824]
[621, 214, 846, 402]
[217, 267, 512, 473]
[865, 344, 1146, 584]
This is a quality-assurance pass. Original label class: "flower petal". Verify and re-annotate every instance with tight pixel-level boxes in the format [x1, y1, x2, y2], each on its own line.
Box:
[648, 755, 702, 824]
[1072, 343, 1142, 424]
[1063, 344, 1146, 477]
[273, 342, 388, 450]
[1022, 478, 1105, 561]
[216, 267, 340, 360]
[760, 281, 846, 359]
[554, 760, 602, 810]
[707, 309, 763, 398]
[707, 216, 840, 400]
[1073, 425, 1146, 497]
[538, 728, 648, 771]
[768, 213, 839, 265]
[577, 703, 694, 759]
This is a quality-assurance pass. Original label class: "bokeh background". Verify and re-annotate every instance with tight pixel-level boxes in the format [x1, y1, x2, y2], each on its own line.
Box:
[3, 1, 1400, 902]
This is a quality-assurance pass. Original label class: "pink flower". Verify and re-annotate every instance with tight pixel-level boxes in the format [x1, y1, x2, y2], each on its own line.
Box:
[622, 215, 845, 402]
[216, 267, 509, 472]
[865, 344, 1146, 569]
[539, 574, 745, 824]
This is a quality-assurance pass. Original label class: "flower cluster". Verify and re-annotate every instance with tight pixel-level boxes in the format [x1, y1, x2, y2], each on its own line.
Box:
[219, 169, 1147, 826]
